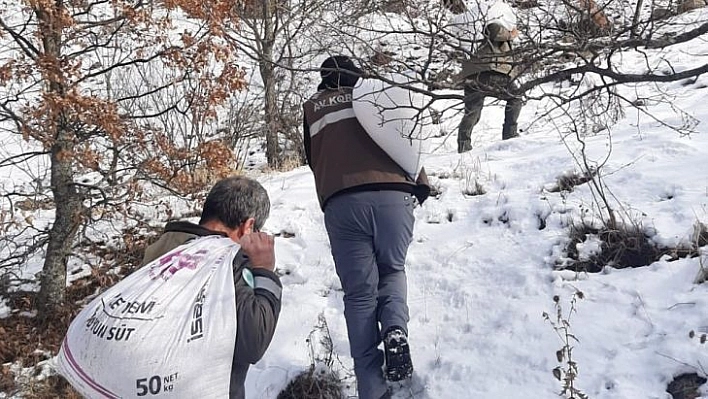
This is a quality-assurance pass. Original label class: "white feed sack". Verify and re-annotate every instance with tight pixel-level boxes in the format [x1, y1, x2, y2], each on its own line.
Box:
[447, 0, 518, 44]
[57, 236, 240, 398]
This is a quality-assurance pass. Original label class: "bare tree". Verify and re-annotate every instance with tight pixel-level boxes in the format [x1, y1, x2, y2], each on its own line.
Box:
[225, 0, 339, 169]
[307, 0, 705, 238]
[0, 0, 245, 317]
[312, 0, 706, 134]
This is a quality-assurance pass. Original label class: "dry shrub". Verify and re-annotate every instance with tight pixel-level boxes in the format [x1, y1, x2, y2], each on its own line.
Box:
[261, 152, 304, 173]
[677, 0, 707, 14]
[0, 292, 80, 366]
[663, 222, 708, 262]
[560, 222, 661, 273]
[463, 180, 486, 197]
[21, 375, 82, 399]
[0, 224, 160, 397]
[666, 373, 707, 399]
[1, 364, 16, 394]
[142, 138, 240, 195]
[238, 0, 288, 19]
[172, 140, 240, 193]
[0, 293, 80, 398]
[371, 49, 395, 66]
[65, 225, 160, 306]
[14, 197, 54, 211]
[558, 0, 613, 39]
[575, 0, 611, 30]
[278, 313, 345, 399]
[560, 221, 708, 273]
[277, 366, 343, 399]
[380, 0, 408, 14]
[547, 169, 596, 193]
[513, 0, 540, 9]
[442, 0, 466, 14]
[692, 222, 708, 248]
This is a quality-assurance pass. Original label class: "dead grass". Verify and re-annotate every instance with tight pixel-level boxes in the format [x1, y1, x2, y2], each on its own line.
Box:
[559, 221, 708, 273]
[667, 373, 707, 399]
[0, 291, 81, 396]
[0, 225, 159, 397]
[277, 367, 343, 399]
[562, 223, 660, 272]
[19, 375, 83, 399]
[1, 364, 15, 394]
[547, 169, 596, 193]
[0, 292, 76, 364]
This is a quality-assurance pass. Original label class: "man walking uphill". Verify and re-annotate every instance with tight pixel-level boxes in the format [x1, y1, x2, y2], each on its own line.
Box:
[303, 55, 430, 399]
[457, 3, 523, 153]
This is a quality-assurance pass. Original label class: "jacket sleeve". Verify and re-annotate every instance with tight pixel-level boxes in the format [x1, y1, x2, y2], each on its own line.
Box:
[232, 250, 283, 365]
[303, 109, 313, 168]
[485, 22, 515, 42]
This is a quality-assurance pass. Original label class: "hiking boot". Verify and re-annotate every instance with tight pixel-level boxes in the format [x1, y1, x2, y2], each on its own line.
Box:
[383, 327, 413, 382]
[458, 141, 473, 153]
[502, 123, 519, 140]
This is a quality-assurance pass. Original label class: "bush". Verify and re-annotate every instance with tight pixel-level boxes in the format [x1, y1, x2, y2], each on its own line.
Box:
[666, 373, 707, 399]
[277, 366, 343, 399]
[558, 220, 708, 273]
[278, 313, 346, 399]
[547, 169, 596, 193]
[560, 221, 661, 273]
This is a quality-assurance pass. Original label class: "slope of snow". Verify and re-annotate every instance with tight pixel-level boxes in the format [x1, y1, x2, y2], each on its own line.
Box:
[243, 7, 708, 392]
[1, 3, 707, 399]
[245, 77, 708, 397]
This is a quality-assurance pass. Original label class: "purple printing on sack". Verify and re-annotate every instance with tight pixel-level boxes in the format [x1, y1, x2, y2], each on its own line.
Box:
[149, 249, 209, 280]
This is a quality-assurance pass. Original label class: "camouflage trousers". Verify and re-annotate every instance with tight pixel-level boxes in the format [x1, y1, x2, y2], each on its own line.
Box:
[458, 71, 523, 152]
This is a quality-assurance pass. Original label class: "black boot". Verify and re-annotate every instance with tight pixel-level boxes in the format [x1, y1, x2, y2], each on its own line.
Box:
[458, 141, 473, 153]
[502, 123, 519, 140]
[383, 327, 413, 382]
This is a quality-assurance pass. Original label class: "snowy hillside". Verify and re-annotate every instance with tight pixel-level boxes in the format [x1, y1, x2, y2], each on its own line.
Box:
[1, 0, 708, 398]
[246, 84, 708, 398]
[242, 11, 708, 396]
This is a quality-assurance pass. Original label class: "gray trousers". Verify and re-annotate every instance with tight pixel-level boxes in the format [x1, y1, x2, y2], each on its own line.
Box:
[324, 190, 415, 399]
[458, 71, 523, 152]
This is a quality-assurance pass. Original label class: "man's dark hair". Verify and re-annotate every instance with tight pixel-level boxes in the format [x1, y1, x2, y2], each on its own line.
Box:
[199, 176, 270, 231]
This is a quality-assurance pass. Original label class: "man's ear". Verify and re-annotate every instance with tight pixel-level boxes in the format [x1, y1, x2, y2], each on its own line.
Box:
[237, 218, 257, 237]
[226, 218, 257, 242]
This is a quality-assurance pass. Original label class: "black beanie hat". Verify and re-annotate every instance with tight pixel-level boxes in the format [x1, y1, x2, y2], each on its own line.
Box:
[319, 55, 362, 90]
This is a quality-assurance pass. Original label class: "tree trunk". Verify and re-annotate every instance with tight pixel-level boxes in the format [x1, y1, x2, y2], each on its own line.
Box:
[34, 1, 82, 317]
[259, 0, 281, 170]
[263, 65, 280, 169]
[630, 0, 644, 39]
[37, 135, 82, 315]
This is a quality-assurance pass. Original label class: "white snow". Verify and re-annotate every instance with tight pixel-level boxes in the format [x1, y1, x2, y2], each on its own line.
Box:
[1, 3, 708, 399]
[244, 77, 708, 397]
[239, 9, 708, 395]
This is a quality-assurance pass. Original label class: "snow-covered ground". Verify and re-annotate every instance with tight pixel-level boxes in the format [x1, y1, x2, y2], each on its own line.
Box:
[2, 3, 708, 399]
[248, 93, 708, 397]
[244, 21, 708, 397]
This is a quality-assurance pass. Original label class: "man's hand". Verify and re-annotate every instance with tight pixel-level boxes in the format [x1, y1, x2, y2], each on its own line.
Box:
[511, 27, 519, 39]
[240, 232, 276, 271]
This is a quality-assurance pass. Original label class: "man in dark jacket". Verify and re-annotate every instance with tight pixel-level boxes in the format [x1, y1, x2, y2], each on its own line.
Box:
[457, 20, 522, 152]
[142, 176, 281, 399]
[303, 55, 430, 399]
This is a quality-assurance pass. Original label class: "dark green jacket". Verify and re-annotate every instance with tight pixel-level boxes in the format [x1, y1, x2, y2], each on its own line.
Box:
[142, 221, 282, 399]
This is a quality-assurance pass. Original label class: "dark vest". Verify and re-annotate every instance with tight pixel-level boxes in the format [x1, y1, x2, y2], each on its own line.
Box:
[303, 87, 429, 209]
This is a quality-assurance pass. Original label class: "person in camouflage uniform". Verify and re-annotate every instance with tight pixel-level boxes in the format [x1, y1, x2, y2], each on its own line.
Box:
[457, 20, 522, 152]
